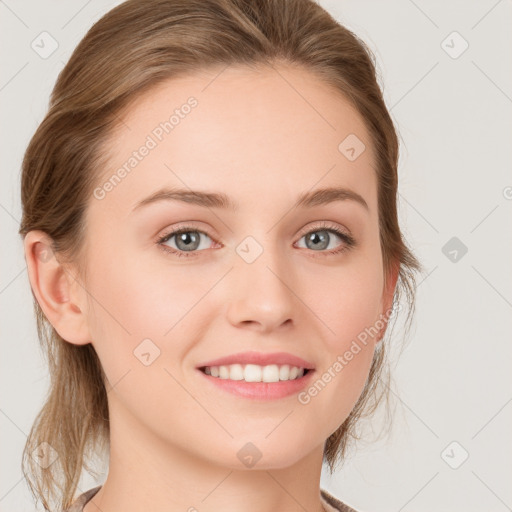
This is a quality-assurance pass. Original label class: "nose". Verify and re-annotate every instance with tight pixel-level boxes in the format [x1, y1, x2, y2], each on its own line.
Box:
[225, 245, 296, 333]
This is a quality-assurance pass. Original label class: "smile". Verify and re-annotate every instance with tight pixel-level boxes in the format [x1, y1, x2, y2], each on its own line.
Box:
[200, 363, 310, 383]
[197, 364, 315, 400]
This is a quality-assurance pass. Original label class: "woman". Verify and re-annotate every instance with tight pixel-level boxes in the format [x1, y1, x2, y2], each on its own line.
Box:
[19, 0, 422, 511]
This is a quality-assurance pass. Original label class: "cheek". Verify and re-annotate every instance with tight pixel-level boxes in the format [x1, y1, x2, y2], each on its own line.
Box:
[82, 252, 170, 382]
[85, 246, 203, 340]
[82, 243, 221, 392]
[293, 253, 384, 432]
[302, 254, 384, 351]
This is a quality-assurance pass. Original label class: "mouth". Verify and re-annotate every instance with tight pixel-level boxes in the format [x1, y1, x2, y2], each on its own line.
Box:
[196, 363, 315, 400]
[198, 364, 312, 383]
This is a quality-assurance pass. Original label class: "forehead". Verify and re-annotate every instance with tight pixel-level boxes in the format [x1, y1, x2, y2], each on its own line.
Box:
[95, 62, 377, 214]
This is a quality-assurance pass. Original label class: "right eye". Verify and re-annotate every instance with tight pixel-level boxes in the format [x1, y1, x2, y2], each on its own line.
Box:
[156, 227, 218, 258]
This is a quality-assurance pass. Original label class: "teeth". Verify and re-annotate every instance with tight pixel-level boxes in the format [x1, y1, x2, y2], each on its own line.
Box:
[228, 363, 244, 380]
[202, 364, 308, 382]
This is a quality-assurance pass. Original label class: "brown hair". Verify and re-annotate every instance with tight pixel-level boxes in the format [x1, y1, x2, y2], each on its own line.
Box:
[19, 0, 423, 509]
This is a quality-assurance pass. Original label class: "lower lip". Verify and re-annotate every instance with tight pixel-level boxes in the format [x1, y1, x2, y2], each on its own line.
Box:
[196, 369, 315, 400]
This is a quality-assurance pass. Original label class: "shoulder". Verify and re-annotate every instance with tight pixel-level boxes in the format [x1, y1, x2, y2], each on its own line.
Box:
[320, 487, 362, 512]
[62, 485, 102, 512]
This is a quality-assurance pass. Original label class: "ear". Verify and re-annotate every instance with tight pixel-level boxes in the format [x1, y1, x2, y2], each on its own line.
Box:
[23, 230, 91, 345]
[376, 259, 400, 342]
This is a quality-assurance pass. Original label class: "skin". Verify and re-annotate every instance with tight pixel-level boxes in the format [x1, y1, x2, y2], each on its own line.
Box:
[24, 62, 398, 512]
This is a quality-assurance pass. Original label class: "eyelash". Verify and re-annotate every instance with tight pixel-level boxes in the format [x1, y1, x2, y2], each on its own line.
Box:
[155, 221, 357, 259]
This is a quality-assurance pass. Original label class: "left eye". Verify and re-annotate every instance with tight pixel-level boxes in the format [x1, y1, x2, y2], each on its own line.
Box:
[295, 228, 352, 253]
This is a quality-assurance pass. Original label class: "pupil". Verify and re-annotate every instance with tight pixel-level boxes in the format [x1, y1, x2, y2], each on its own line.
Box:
[308, 231, 328, 250]
[177, 232, 198, 250]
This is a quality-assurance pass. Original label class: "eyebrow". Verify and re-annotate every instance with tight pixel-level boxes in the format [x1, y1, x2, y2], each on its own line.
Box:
[131, 186, 369, 213]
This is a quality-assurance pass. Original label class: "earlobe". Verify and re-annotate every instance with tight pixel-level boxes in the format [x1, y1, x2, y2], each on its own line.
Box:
[23, 230, 91, 345]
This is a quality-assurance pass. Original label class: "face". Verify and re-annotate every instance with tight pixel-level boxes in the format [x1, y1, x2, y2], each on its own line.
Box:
[79, 62, 393, 470]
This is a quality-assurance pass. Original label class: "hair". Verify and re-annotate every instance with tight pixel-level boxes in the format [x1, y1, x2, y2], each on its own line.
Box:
[18, 0, 423, 510]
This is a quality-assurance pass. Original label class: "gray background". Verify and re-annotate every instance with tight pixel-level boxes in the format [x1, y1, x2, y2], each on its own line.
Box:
[1, 1, 511, 511]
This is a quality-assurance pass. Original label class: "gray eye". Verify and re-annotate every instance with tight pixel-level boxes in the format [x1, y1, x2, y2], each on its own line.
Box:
[304, 230, 331, 250]
[162, 230, 212, 252]
[175, 231, 201, 251]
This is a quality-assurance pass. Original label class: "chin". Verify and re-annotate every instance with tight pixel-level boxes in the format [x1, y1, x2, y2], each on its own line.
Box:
[215, 437, 317, 471]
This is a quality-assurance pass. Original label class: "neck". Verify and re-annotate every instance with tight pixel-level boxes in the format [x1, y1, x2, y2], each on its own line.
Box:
[83, 397, 327, 512]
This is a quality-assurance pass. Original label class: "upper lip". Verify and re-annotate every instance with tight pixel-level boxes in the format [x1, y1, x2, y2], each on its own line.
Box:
[196, 351, 315, 370]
